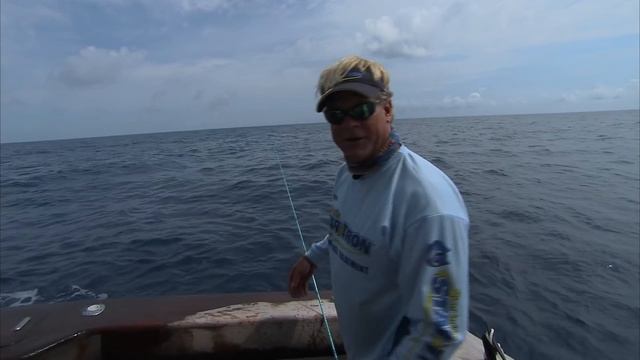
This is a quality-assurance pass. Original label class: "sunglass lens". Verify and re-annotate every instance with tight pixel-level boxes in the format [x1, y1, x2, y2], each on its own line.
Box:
[324, 102, 375, 124]
[350, 102, 373, 120]
[324, 110, 345, 125]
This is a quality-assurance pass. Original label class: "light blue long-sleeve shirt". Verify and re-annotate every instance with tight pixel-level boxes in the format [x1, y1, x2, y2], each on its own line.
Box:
[306, 145, 469, 359]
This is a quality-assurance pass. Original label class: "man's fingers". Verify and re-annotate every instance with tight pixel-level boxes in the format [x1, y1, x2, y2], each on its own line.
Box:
[288, 257, 316, 298]
[289, 266, 303, 297]
[291, 283, 305, 298]
[289, 275, 299, 296]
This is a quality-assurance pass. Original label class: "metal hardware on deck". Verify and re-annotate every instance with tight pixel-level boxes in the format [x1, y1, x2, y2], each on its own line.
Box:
[82, 304, 105, 316]
[14, 316, 31, 331]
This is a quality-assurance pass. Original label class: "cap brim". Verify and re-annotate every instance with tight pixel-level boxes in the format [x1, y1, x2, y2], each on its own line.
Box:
[316, 83, 382, 112]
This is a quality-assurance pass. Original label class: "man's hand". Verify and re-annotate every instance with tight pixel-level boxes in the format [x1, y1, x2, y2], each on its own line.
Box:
[288, 256, 316, 298]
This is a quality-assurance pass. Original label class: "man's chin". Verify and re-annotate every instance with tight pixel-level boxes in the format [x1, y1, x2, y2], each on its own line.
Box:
[343, 152, 372, 165]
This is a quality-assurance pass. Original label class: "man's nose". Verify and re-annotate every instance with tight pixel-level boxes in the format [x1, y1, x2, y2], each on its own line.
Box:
[340, 115, 361, 127]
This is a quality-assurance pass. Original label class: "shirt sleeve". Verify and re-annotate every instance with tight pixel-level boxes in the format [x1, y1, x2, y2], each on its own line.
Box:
[388, 214, 469, 359]
[305, 234, 330, 265]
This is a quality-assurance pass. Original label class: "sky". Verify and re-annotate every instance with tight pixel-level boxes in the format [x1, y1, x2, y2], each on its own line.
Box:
[1, 0, 638, 143]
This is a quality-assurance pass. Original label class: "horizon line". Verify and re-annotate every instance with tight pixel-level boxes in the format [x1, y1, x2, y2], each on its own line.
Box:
[2, 108, 638, 145]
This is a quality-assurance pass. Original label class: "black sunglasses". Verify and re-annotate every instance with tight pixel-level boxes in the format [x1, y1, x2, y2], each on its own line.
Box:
[323, 101, 377, 125]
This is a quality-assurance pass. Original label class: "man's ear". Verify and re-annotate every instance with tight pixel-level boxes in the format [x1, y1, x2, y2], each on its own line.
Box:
[384, 100, 393, 122]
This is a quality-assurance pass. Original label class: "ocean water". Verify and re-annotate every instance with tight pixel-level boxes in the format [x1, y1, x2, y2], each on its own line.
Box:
[1, 110, 638, 359]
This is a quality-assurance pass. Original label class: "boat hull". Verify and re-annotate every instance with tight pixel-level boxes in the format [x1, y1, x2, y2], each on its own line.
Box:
[0, 292, 508, 359]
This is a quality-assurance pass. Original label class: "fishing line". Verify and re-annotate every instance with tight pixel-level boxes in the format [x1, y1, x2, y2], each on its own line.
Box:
[275, 150, 339, 360]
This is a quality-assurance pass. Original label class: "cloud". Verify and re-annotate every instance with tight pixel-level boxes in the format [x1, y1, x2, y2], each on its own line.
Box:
[358, 16, 429, 58]
[55, 47, 145, 87]
[84, 0, 233, 12]
[588, 87, 624, 100]
[560, 86, 626, 102]
[131, 57, 230, 81]
[177, 0, 232, 12]
[442, 92, 486, 108]
[0, 1, 67, 29]
[1, 0, 638, 142]
[206, 93, 232, 112]
[347, 0, 639, 60]
[89, 0, 309, 15]
[44, 45, 310, 128]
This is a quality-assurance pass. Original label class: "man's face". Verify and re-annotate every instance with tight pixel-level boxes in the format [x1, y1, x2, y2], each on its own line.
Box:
[325, 91, 392, 165]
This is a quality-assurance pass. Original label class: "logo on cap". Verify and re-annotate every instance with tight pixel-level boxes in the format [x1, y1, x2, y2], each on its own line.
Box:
[342, 70, 363, 80]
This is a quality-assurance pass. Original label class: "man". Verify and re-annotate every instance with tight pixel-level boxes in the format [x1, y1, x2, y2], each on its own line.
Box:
[288, 55, 469, 359]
